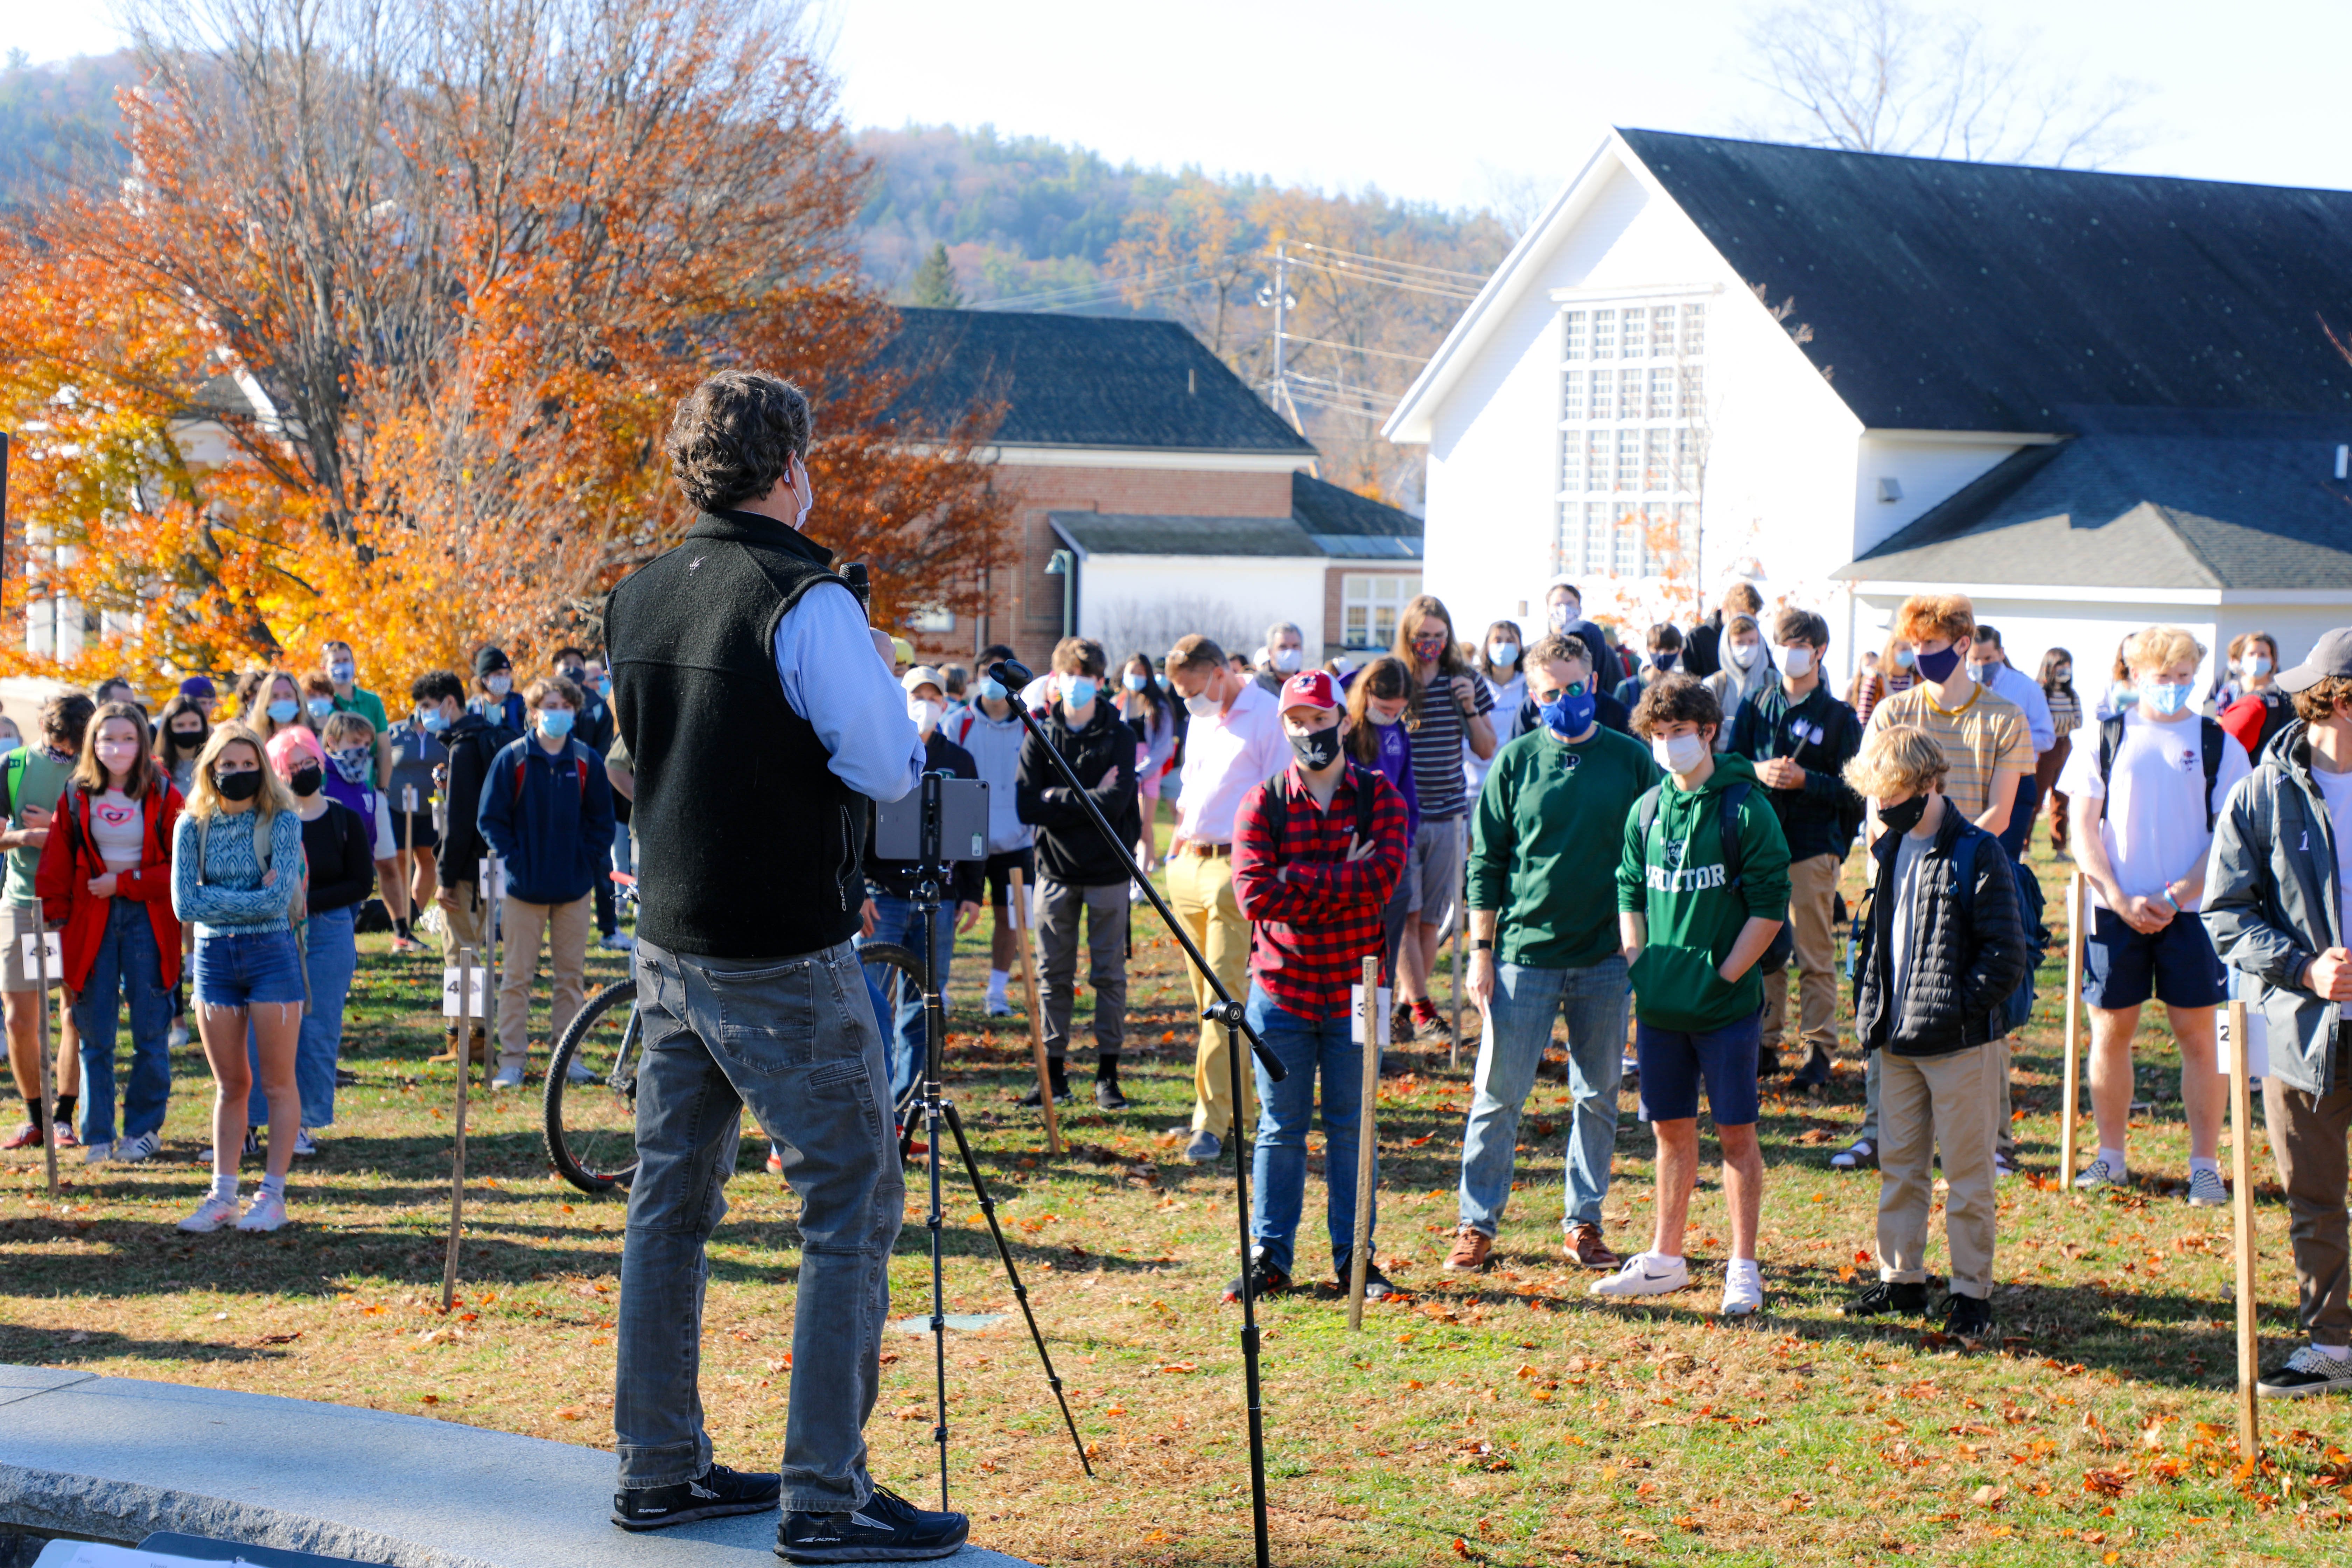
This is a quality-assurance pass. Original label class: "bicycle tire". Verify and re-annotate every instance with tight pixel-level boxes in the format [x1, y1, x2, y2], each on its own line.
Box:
[545, 977, 643, 1195]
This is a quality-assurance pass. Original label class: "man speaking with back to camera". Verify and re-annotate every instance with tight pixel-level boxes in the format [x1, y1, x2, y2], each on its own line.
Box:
[603, 370, 971, 1562]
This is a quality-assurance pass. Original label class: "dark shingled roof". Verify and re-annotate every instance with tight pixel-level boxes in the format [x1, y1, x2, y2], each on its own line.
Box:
[1290, 472, 1423, 558]
[1834, 408, 2352, 588]
[1048, 475, 1423, 561]
[1617, 128, 2352, 433]
[878, 307, 1316, 454]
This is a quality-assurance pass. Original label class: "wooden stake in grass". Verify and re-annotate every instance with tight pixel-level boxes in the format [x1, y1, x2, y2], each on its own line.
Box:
[2059, 867, 2086, 1179]
[1006, 866, 1061, 1156]
[2226, 996, 2260, 1463]
[1349, 955, 1379, 1330]
[31, 905, 57, 1197]
[1449, 818, 1466, 1068]
[443, 944, 475, 1312]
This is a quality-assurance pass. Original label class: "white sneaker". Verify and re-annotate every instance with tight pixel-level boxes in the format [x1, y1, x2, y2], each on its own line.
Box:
[168, 1022, 189, 1051]
[566, 1056, 597, 1085]
[2186, 1167, 2230, 1206]
[599, 931, 636, 952]
[490, 1066, 524, 1091]
[82, 1140, 113, 1165]
[178, 1193, 240, 1233]
[114, 1130, 161, 1163]
[1721, 1260, 1765, 1317]
[293, 1128, 320, 1157]
[1830, 1139, 1876, 1172]
[1590, 1253, 1691, 1299]
[2074, 1156, 2129, 1189]
[236, 1190, 288, 1232]
[985, 996, 1013, 1017]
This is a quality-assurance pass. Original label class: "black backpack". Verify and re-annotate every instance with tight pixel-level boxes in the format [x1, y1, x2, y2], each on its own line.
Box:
[2095, 714, 2227, 831]
[1634, 778, 1794, 971]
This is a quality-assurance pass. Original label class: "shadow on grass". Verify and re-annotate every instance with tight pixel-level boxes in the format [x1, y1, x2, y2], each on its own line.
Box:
[0, 1322, 294, 1364]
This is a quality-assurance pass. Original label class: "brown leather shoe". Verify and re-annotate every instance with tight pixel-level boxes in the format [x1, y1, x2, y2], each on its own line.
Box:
[1566, 1222, 1620, 1270]
[1442, 1227, 1492, 1271]
[428, 1025, 489, 1066]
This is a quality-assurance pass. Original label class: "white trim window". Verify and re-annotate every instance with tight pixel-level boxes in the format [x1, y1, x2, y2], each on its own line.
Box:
[1553, 300, 1706, 578]
[1340, 572, 1421, 650]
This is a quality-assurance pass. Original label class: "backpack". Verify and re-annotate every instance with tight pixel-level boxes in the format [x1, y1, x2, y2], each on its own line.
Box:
[2096, 714, 2226, 832]
[1849, 827, 1983, 981]
[1635, 778, 1794, 971]
[1254, 763, 1380, 858]
[512, 746, 590, 804]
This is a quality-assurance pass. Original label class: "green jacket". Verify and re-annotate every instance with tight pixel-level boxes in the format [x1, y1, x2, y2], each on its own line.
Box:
[1613, 751, 1792, 1032]
[1470, 723, 1659, 969]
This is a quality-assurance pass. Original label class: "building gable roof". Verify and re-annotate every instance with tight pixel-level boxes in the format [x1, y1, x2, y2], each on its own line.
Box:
[1834, 409, 2352, 589]
[1617, 129, 2352, 433]
[1048, 473, 1423, 562]
[879, 307, 1316, 455]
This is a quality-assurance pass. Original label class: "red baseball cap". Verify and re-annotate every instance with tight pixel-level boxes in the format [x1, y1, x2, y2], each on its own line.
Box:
[1280, 671, 1339, 711]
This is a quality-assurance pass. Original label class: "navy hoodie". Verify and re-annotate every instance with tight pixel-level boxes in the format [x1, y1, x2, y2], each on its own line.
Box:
[477, 734, 617, 905]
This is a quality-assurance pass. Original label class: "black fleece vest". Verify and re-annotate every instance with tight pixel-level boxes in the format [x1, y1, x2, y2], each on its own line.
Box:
[605, 511, 863, 958]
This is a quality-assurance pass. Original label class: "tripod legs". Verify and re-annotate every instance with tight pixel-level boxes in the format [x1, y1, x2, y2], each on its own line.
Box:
[1216, 1007, 1273, 1568]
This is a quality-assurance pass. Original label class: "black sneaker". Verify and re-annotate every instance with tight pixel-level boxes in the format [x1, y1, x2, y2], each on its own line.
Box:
[1017, 1076, 1073, 1108]
[2258, 1345, 2352, 1398]
[1334, 1252, 1399, 1302]
[1221, 1254, 1291, 1304]
[1840, 1280, 1927, 1318]
[614, 1462, 783, 1530]
[1941, 1292, 1994, 1338]
[1094, 1078, 1129, 1111]
[778, 1485, 970, 1563]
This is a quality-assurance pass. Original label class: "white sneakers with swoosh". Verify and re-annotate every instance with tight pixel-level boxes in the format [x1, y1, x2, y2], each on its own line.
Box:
[1589, 1253, 1691, 1298]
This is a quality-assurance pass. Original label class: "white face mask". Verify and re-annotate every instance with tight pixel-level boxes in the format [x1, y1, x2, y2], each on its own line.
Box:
[1271, 646, 1302, 674]
[1651, 730, 1709, 775]
[1780, 646, 1814, 679]
[2245, 654, 2273, 678]
[1727, 640, 1760, 671]
[1184, 690, 1222, 719]
[485, 674, 512, 698]
[907, 696, 944, 737]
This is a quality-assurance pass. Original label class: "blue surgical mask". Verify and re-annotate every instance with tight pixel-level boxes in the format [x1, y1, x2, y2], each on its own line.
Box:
[1489, 641, 1520, 669]
[538, 708, 575, 738]
[1064, 677, 1099, 710]
[1540, 682, 1595, 737]
[1893, 646, 1917, 670]
[305, 696, 335, 721]
[0, 737, 19, 757]
[267, 699, 299, 724]
[418, 707, 451, 734]
[328, 663, 356, 685]
[1123, 672, 1148, 692]
[595, 676, 612, 698]
[978, 677, 1007, 703]
[2148, 682, 2193, 716]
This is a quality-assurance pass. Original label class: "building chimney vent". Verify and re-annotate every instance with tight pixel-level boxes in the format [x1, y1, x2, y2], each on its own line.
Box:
[1876, 477, 1903, 503]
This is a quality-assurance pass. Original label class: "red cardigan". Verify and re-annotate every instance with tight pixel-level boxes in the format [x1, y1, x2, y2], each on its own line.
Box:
[35, 781, 184, 993]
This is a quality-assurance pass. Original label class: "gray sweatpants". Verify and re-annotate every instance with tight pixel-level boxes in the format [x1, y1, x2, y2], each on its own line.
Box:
[1036, 876, 1128, 1064]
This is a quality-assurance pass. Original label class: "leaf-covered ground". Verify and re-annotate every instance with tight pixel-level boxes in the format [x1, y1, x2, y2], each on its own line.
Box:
[4, 838, 2349, 1565]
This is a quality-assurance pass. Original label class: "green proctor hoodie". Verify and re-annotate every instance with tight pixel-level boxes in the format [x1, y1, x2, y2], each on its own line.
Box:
[1612, 751, 1792, 1033]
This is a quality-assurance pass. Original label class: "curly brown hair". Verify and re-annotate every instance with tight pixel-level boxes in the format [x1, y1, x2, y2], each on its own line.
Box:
[1630, 672, 1722, 740]
[2293, 677, 2352, 726]
[665, 371, 812, 514]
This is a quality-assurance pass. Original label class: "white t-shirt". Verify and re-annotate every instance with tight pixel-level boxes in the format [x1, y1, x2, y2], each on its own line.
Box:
[2310, 765, 2352, 906]
[89, 789, 145, 872]
[2056, 711, 2252, 910]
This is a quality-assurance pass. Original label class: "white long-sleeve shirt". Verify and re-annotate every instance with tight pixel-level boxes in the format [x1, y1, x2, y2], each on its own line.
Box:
[1173, 680, 1288, 845]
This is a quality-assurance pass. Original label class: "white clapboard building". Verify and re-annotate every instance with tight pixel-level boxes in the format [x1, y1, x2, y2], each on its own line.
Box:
[1384, 128, 2352, 687]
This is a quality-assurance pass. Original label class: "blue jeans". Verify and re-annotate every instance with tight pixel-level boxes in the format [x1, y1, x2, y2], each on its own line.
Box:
[1246, 983, 1376, 1280]
[193, 927, 306, 1008]
[247, 906, 356, 1129]
[858, 892, 953, 1104]
[616, 937, 899, 1512]
[1458, 956, 1628, 1235]
[72, 898, 174, 1145]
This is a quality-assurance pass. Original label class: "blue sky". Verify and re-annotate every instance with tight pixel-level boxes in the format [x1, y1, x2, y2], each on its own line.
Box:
[22, 1, 2352, 210]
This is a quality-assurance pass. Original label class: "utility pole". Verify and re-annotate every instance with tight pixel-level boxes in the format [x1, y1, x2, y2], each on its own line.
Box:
[1258, 244, 1303, 436]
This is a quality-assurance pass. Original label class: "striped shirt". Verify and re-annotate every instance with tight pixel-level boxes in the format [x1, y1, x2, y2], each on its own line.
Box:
[1408, 671, 1494, 822]
[1868, 683, 2031, 822]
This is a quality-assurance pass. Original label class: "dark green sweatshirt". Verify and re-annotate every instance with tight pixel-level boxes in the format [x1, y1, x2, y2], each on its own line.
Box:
[1612, 750, 1792, 1032]
[1470, 723, 1660, 969]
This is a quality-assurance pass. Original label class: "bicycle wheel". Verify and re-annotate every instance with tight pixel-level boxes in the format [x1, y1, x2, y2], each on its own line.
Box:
[545, 977, 643, 1195]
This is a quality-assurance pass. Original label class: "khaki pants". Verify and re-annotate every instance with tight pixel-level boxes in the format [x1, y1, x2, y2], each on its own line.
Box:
[1762, 852, 1841, 1059]
[440, 882, 491, 965]
[1862, 1033, 2017, 1163]
[1877, 1046, 1998, 1298]
[1166, 849, 1256, 1138]
[2266, 1073, 2352, 1346]
[498, 894, 590, 1073]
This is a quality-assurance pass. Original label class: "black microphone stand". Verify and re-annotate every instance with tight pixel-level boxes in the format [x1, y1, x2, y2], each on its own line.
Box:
[989, 659, 1285, 1568]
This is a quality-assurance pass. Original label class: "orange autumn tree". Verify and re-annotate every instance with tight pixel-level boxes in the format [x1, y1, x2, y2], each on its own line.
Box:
[0, 0, 1006, 696]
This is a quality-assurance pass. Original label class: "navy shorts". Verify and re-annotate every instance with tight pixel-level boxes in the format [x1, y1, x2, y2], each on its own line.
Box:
[194, 930, 307, 1009]
[2082, 904, 2227, 1011]
[984, 848, 1036, 907]
[1636, 1011, 1764, 1126]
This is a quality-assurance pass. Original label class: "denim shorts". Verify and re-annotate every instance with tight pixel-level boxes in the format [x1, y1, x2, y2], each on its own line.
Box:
[1636, 1010, 1764, 1127]
[2083, 904, 2227, 1011]
[194, 929, 307, 1009]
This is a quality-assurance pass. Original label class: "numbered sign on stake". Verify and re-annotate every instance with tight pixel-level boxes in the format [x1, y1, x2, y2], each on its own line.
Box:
[442, 967, 489, 1018]
[1349, 984, 1393, 1046]
[2218, 1002, 2270, 1080]
[18, 931, 61, 980]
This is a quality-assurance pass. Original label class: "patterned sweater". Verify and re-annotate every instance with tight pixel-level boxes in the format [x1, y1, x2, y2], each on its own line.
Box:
[171, 807, 305, 935]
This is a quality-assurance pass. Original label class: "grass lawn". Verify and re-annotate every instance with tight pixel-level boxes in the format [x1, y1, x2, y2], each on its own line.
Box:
[4, 826, 2351, 1566]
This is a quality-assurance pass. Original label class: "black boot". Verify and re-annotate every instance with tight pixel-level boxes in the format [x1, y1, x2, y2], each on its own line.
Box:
[1094, 1054, 1128, 1111]
[1019, 1062, 1073, 1107]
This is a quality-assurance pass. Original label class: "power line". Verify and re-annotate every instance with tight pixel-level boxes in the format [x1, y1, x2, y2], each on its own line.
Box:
[1275, 331, 1429, 365]
[975, 261, 1204, 312]
[1290, 239, 1486, 285]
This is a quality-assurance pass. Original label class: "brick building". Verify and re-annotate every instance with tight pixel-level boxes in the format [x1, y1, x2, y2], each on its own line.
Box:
[886, 308, 1422, 669]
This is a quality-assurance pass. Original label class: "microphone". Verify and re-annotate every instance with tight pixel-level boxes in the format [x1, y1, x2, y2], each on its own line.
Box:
[987, 658, 1035, 690]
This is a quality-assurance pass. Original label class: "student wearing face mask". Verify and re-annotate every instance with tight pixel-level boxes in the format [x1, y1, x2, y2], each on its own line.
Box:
[250, 669, 309, 747]
[1727, 608, 1863, 1089]
[1701, 613, 1776, 749]
[2221, 631, 2298, 758]
[1344, 656, 1421, 1014]
[1614, 624, 1684, 710]
[472, 646, 528, 732]
[319, 711, 402, 939]
[1015, 638, 1141, 1109]
[1682, 582, 1762, 683]
[1967, 625, 2057, 859]
[1606, 674, 1789, 1316]
[1, 694, 94, 1154]
[1451, 634, 1659, 1275]
[243, 727, 372, 1156]
[950, 645, 1036, 1015]
[1115, 653, 1176, 884]
[153, 695, 209, 796]
[1162, 632, 1290, 1163]
[1254, 621, 1309, 697]
[319, 640, 392, 788]
[1392, 596, 1496, 1043]
[2058, 625, 2251, 1199]
[2216, 630, 2278, 712]
[476, 675, 617, 1092]
[426, 670, 515, 1060]
[1853, 636, 1919, 726]
[37, 701, 183, 1164]
[856, 667, 983, 1105]
[1226, 669, 1409, 1303]
[1468, 620, 1527, 799]
[553, 647, 628, 952]
[389, 672, 460, 956]
[2037, 649, 2082, 857]
[0, 714, 21, 757]
[579, 652, 634, 946]
[1542, 578, 1616, 682]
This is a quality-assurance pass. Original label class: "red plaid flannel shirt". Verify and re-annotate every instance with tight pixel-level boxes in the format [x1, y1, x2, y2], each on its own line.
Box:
[1231, 761, 1409, 1020]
